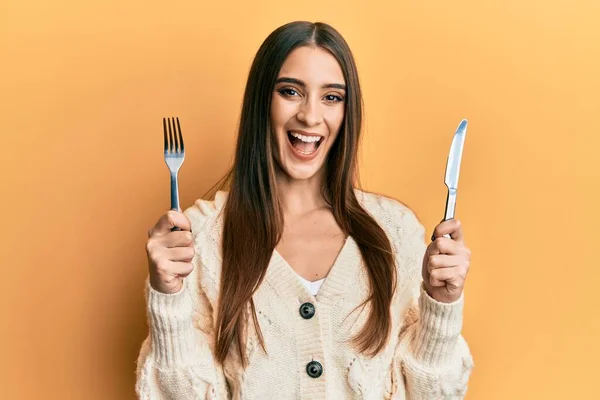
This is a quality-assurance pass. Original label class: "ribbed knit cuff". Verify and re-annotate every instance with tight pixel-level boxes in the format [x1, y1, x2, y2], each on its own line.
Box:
[145, 278, 198, 368]
[412, 283, 464, 367]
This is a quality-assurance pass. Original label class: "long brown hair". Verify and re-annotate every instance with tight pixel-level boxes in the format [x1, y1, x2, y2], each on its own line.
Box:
[207, 21, 396, 367]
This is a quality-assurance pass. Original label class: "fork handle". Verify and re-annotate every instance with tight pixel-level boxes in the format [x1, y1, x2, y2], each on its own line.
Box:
[170, 173, 182, 232]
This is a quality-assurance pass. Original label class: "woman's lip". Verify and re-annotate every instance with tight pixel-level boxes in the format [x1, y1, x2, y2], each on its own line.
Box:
[288, 129, 324, 138]
[286, 132, 323, 161]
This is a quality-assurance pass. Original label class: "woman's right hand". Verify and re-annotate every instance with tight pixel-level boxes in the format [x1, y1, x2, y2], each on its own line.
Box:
[145, 210, 195, 294]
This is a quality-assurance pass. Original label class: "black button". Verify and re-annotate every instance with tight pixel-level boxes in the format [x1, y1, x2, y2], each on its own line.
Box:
[299, 302, 315, 319]
[306, 361, 323, 378]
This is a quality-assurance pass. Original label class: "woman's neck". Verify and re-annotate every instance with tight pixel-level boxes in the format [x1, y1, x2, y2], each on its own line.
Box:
[276, 169, 329, 216]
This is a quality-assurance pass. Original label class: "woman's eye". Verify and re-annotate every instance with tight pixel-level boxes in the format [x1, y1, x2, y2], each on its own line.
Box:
[279, 88, 299, 97]
[325, 94, 344, 103]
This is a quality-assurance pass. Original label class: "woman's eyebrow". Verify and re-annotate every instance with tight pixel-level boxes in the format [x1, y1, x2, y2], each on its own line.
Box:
[275, 77, 346, 91]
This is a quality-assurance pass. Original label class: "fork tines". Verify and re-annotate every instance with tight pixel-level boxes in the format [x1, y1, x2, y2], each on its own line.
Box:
[163, 117, 184, 154]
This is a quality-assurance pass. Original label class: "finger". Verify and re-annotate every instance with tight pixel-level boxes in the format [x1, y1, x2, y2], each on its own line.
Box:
[428, 237, 463, 256]
[431, 219, 463, 243]
[427, 254, 464, 273]
[166, 246, 196, 263]
[156, 230, 194, 248]
[167, 261, 194, 277]
[429, 266, 464, 288]
[149, 210, 192, 237]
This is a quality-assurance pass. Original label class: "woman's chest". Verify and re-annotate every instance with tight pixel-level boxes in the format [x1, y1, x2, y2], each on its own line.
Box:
[275, 209, 347, 281]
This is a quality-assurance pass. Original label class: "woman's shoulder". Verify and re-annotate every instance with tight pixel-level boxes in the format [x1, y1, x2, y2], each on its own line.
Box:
[354, 188, 426, 244]
[354, 188, 421, 222]
[182, 190, 229, 230]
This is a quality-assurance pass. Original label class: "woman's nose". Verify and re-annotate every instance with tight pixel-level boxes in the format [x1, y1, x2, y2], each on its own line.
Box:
[296, 98, 323, 126]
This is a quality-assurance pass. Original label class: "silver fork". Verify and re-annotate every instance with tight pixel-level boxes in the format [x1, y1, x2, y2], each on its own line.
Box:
[163, 117, 185, 231]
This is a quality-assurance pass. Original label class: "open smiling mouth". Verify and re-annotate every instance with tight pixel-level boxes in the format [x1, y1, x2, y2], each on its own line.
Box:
[287, 131, 324, 156]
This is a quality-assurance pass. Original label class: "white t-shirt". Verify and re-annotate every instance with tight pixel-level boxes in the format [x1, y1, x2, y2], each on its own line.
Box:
[297, 275, 326, 296]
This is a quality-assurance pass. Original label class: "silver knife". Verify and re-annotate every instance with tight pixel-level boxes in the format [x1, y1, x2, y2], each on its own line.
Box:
[432, 119, 468, 241]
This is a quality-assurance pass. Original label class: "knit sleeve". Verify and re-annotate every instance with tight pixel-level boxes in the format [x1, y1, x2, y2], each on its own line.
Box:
[135, 193, 230, 400]
[382, 198, 474, 399]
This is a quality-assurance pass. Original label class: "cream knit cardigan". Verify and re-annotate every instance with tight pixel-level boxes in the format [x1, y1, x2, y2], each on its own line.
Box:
[135, 190, 474, 399]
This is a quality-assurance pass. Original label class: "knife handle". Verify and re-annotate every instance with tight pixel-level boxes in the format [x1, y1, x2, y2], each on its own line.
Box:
[431, 189, 456, 241]
[444, 188, 457, 221]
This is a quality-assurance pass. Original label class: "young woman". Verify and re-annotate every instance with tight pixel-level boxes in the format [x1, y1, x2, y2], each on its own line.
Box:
[136, 21, 474, 399]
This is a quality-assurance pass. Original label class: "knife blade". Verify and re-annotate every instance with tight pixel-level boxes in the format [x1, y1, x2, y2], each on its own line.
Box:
[432, 119, 468, 241]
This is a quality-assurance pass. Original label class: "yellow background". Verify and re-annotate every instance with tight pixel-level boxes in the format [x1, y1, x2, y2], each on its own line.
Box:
[1, 0, 598, 398]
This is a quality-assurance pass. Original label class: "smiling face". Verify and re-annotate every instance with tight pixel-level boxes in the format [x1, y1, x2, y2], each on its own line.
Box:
[270, 45, 347, 181]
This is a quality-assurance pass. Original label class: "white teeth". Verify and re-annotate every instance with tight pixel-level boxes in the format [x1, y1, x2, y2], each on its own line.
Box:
[289, 131, 322, 143]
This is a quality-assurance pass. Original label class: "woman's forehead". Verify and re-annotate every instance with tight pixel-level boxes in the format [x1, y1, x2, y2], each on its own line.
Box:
[277, 46, 345, 86]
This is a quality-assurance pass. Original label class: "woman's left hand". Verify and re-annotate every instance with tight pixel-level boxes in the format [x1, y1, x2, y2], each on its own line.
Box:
[422, 219, 471, 303]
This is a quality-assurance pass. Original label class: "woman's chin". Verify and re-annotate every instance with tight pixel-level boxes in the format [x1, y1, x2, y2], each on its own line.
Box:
[280, 161, 323, 181]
